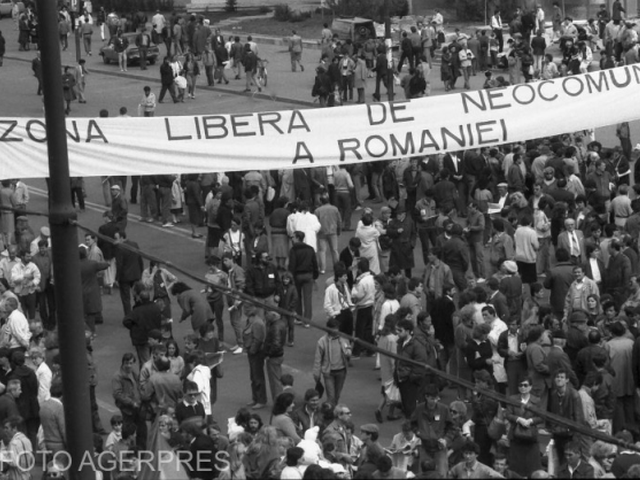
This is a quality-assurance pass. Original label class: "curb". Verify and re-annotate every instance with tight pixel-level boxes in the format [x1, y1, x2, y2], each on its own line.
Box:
[3, 54, 317, 108]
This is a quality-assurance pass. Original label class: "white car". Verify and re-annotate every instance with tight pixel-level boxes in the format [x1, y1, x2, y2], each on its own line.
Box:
[0, 0, 24, 18]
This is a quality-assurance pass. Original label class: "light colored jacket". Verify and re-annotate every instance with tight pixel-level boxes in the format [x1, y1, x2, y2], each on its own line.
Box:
[313, 334, 351, 377]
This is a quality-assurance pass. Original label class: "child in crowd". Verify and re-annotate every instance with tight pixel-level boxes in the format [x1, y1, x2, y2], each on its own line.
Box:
[104, 414, 123, 451]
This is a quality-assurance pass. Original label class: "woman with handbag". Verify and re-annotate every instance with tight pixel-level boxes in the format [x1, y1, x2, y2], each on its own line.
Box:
[505, 375, 543, 477]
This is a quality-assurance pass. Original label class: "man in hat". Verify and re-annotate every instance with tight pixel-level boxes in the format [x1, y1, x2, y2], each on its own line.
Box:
[448, 440, 503, 478]
[357, 424, 385, 474]
[29, 226, 50, 257]
[494, 182, 510, 210]
[110, 184, 128, 233]
[546, 330, 579, 388]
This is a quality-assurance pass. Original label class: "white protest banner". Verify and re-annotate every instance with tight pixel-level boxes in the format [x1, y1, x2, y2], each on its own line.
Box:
[1, 65, 640, 180]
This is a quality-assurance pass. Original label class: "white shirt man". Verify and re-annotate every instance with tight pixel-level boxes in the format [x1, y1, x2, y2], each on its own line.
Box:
[31, 349, 52, 404]
[151, 11, 166, 36]
[287, 209, 321, 252]
[10, 253, 40, 297]
[3, 298, 31, 350]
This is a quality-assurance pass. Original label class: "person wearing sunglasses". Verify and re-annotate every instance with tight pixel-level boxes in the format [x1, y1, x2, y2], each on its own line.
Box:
[504, 376, 543, 477]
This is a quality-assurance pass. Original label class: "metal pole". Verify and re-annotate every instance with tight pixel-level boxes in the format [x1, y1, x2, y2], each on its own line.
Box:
[35, 0, 96, 478]
[385, 0, 394, 101]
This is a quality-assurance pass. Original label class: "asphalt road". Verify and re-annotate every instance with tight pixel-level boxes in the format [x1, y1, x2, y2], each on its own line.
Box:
[0, 13, 638, 449]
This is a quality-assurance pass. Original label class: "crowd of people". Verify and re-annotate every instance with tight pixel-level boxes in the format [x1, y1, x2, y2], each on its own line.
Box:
[4, 0, 640, 479]
[3, 119, 640, 478]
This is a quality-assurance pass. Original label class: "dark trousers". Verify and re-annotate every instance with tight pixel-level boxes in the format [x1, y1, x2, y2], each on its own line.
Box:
[135, 344, 151, 366]
[139, 46, 148, 69]
[294, 272, 314, 322]
[399, 379, 422, 418]
[130, 176, 140, 203]
[158, 187, 172, 223]
[494, 28, 504, 52]
[613, 395, 635, 433]
[159, 83, 177, 103]
[19, 293, 37, 320]
[205, 65, 214, 85]
[119, 280, 134, 316]
[37, 283, 56, 329]
[398, 50, 413, 72]
[140, 184, 157, 220]
[352, 306, 374, 356]
[122, 404, 147, 450]
[208, 298, 224, 343]
[248, 353, 267, 405]
[451, 268, 468, 292]
[374, 73, 388, 100]
[71, 187, 85, 210]
[336, 191, 352, 230]
[418, 228, 431, 265]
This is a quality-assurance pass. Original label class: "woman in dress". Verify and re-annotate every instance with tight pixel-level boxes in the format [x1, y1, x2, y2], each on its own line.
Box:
[269, 196, 290, 270]
[505, 375, 543, 477]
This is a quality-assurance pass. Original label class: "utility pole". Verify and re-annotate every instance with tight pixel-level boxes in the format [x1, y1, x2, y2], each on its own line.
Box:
[385, 0, 394, 101]
[36, 0, 96, 477]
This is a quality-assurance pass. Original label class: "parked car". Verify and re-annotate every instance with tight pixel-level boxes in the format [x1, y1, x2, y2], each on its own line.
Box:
[0, 0, 24, 18]
[99, 33, 160, 66]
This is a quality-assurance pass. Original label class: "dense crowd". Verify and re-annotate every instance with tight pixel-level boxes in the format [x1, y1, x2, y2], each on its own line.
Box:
[4, 0, 640, 479]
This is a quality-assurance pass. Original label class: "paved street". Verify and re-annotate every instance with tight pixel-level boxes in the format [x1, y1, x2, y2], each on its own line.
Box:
[0, 11, 638, 450]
